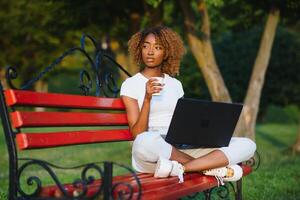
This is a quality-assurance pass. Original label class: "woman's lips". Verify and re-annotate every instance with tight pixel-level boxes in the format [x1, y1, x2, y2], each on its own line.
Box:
[146, 58, 154, 62]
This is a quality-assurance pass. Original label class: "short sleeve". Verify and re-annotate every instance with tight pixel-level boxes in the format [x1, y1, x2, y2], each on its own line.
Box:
[120, 79, 138, 99]
[177, 81, 184, 98]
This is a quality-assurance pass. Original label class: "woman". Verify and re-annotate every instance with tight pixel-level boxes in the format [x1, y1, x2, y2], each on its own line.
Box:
[120, 26, 256, 185]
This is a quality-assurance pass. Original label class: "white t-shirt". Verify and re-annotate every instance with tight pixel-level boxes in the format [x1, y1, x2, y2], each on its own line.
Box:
[120, 72, 184, 129]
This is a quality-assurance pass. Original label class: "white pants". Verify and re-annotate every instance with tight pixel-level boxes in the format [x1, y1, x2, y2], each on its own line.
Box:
[132, 129, 256, 173]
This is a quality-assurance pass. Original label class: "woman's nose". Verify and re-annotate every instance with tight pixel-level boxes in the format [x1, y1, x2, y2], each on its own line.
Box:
[147, 47, 154, 55]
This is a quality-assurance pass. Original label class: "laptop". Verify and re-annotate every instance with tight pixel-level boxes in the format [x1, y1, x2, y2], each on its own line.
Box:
[165, 98, 243, 149]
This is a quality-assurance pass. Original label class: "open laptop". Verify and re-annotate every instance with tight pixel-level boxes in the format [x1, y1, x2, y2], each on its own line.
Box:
[165, 98, 243, 149]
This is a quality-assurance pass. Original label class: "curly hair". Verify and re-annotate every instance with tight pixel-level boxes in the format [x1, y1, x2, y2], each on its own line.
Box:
[128, 26, 185, 76]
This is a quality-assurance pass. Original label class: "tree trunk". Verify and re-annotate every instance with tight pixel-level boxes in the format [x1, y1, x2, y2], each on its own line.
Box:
[292, 119, 300, 154]
[234, 8, 280, 140]
[178, 0, 231, 102]
[34, 80, 48, 111]
[0, 67, 8, 89]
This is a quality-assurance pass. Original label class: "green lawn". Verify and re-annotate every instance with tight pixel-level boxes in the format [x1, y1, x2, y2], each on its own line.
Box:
[0, 123, 299, 200]
[243, 124, 300, 200]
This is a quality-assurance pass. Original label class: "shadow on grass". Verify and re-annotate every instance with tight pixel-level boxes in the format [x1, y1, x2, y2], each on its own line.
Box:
[256, 129, 287, 149]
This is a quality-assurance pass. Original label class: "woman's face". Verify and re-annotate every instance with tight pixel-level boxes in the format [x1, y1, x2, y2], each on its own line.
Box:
[141, 33, 165, 68]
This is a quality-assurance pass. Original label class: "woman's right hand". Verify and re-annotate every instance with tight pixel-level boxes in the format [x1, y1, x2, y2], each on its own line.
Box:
[145, 78, 164, 100]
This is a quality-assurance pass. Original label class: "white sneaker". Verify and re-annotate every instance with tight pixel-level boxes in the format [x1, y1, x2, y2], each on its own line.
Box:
[154, 157, 185, 183]
[154, 157, 173, 178]
[203, 165, 243, 186]
[170, 160, 185, 183]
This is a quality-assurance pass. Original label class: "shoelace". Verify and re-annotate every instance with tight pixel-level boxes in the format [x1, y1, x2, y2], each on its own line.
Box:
[214, 175, 225, 187]
[178, 167, 184, 183]
[204, 168, 226, 187]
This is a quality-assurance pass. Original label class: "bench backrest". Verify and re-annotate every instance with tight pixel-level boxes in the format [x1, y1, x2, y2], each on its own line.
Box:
[4, 89, 133, 150]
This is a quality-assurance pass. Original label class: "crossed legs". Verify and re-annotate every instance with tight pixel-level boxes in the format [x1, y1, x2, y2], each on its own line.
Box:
[132, 132, 256, 173]
[170, 147, 229, 172]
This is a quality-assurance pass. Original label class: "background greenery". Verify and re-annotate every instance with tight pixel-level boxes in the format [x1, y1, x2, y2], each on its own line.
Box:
[1, 0, 299, 111]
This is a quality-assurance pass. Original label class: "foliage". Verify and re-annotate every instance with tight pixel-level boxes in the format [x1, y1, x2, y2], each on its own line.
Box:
[214, 28, 259, 103]
[178, 50, 210, 99]
[213, 26, 300, 111]
[145, 0, 162, 8]
[56, 0, 144, 47]
[0, 0, 144, 87]
[0, 191, 7, 200]
[0, 0, 299, 114]
[263, 105, 299, 124]
[261, 27, 300, 108]
[0, 1, 77, 86]
[206, 0, 300, 39]
[246, 0, 300, 23]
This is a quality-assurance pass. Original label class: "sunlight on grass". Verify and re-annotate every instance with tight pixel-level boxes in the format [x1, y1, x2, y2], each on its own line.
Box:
[0, 123, 300, 199]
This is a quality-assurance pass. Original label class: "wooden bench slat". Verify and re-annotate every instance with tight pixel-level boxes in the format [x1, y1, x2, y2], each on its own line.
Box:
[11, 111, 128, 128]
[16, 129, 133, 150]
[135, 176, 216, 200]
[138, 166, 252, 200]
[40, 166, 252, 199]
[5, 89, 125, 109]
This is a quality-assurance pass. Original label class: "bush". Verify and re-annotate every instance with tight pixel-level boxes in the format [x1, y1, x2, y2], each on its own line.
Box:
[215, 26, 300, 108]
[262, 104, 299, 124]
[0, 191, 7, 200]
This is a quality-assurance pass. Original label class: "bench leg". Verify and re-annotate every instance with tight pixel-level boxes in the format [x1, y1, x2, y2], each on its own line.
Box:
[103, 162, 113, 200]
[204, 189, 211, 200]
[236, 179, 242, 200]
[0, 84, 18, 200]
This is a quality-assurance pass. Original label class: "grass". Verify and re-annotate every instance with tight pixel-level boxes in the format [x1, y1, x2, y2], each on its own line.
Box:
[0, 123, 300, 199]
[243, 123, 300, 200]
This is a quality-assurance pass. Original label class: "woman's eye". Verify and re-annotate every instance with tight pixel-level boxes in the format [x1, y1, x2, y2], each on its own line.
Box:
[156, 46, 163, 50]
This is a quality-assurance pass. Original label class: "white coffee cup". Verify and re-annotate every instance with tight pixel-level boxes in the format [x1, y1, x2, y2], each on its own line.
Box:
[151, 77, 164, 96]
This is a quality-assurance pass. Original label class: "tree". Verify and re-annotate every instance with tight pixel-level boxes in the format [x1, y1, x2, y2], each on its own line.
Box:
[234, 7, 280, 139]
[178, 0, 298, 140]
[0, 1, 70, 89]
[178, 0, 231, 102]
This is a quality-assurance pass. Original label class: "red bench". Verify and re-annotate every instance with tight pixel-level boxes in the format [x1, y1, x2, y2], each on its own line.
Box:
[0, 88, 256, 200]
